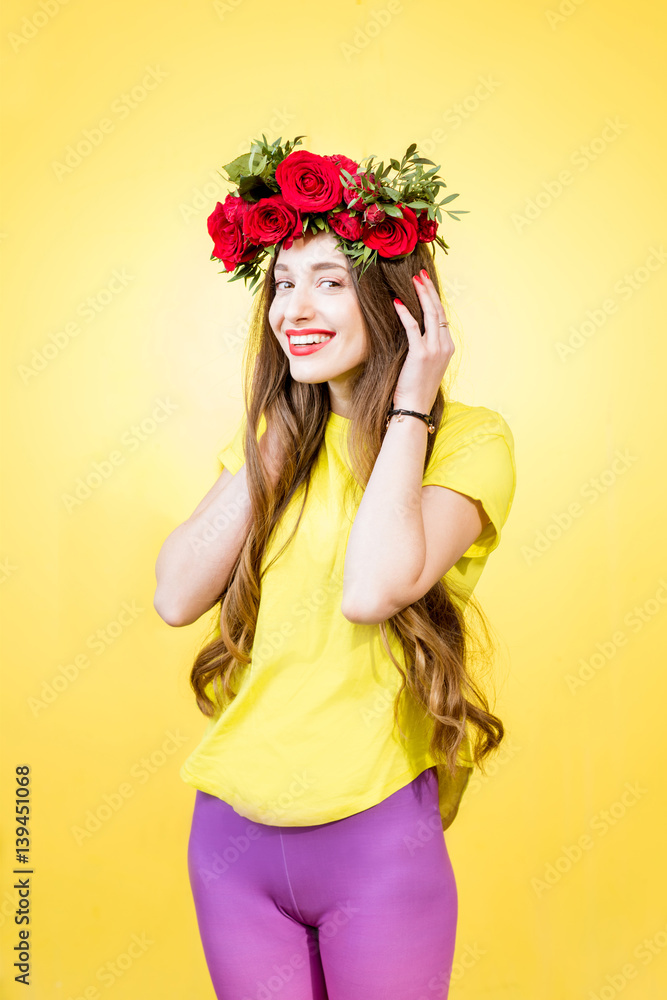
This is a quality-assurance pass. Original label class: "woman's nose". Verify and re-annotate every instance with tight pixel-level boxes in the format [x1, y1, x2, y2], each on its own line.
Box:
[284, 283, 315, 322]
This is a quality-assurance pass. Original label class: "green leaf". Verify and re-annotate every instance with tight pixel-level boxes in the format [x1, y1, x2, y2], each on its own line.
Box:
[360, 249, 379, 276]
[446, 209, 469, 218]
[383, 204, 402, 217]
[440, 193, 460, 204]
[405, 143, 417, 158]
[411, 157, 435, 165]
[223, 153, 251, 182]
[390, 158, 401, 170]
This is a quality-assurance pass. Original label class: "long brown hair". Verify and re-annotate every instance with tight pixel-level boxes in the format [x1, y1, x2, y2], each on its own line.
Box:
[189, 235, 505, 779]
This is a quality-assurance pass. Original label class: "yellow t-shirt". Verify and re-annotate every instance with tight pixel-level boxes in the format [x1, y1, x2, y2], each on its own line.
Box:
[179, 400, 516, 831]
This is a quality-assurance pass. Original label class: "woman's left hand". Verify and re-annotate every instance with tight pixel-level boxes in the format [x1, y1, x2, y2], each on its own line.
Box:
[392, 268, 455, 414]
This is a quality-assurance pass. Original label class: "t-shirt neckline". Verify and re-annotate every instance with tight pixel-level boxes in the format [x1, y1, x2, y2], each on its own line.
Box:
[326, 410, 351, 431]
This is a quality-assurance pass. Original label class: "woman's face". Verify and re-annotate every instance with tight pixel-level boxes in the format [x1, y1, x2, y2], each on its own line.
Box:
[268, 230, 369, 409]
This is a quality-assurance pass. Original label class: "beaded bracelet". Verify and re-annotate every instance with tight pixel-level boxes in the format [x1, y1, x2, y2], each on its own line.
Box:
[385, 408, 436, 434]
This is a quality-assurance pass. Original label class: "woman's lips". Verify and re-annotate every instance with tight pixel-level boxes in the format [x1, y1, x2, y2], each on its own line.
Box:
[286, 329, 336, 357]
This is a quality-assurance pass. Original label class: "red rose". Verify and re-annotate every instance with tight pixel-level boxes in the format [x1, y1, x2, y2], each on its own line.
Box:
[328, 210, 364, 241]
[362, 204, 419, 257]
[345, 190, 365, 211]
[416, 209, 438, 243]
[243, 195, 302, 249]
[324, 153, 360, 179]
[364, 203, 386, 226]
[222, 192, 250, 226]
[207, 202, 259, 271]
[275, 150, 343, 212]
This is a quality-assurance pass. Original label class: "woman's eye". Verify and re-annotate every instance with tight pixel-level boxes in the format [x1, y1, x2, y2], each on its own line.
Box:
[274, 279, 342, 290]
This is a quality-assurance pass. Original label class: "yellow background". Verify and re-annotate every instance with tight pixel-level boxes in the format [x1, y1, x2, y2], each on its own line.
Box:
[2, 0, 666, 996]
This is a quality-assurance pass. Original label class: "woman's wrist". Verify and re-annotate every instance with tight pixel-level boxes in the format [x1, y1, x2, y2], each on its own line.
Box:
[391, 397, 434, 415]
[386, 409, 434, 434]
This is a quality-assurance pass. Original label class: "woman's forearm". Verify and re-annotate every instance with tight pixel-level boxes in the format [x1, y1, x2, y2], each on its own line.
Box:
[154, 464, 255, 627]
[342, 415, 429, 622]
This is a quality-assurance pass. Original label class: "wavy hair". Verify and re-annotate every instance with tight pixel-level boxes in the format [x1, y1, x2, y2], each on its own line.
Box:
[189, 235, 505, 779]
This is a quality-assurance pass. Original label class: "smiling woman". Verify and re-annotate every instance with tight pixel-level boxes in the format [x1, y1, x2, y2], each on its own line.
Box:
[269, 234, 369, 382]
[154, 135, 517, 999]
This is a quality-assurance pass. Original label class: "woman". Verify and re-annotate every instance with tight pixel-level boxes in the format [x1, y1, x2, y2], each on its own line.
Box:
[154, 137, 516, 999]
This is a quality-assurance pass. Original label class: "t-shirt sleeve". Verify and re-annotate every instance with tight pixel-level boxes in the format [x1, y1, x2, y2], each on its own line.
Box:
[217, 416, 246, 475]
[421, 405, 517, 560]
[216, 411, 267, 474]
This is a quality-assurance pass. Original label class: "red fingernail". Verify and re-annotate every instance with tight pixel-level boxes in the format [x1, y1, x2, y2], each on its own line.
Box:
[412, 274, 422, 284]
[420, 269, 429, 279]
[394, 297, 403, 305]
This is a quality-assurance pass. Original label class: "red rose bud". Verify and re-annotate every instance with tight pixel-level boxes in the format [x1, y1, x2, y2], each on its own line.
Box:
[364, 203, 386, 225]
[275, 150, 343, 212]
[328, 210, 364, 241]
[344, 191, 365, 211]
[416, 209, 438, 243]
[207, 202, 259, 271]
[243, 195, 302, 249]
[361, 204, 419, 258]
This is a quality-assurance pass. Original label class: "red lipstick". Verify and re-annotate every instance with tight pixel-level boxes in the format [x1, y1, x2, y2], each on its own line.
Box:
[286, 328, 336, 357]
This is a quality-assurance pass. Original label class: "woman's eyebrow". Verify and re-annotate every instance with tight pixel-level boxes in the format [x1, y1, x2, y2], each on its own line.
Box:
[274, 261, 348, 272]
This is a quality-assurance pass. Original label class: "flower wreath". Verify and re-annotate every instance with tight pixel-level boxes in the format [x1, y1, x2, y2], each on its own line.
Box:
[206, 134, 468, 293]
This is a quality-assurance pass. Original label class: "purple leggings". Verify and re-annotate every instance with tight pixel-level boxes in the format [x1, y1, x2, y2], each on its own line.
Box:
[187, 766, 458, 999]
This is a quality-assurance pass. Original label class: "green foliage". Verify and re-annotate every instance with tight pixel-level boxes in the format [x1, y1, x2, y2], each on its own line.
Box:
[212, 137, 468, 290]
[222, 134, 307, 202]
